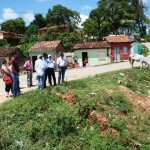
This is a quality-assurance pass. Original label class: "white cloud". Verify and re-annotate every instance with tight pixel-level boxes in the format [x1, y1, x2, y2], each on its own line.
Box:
[3, 8, 18, 20]
[78, 14, 89, 28]
[142, 0, 148, 3]
[82, 5, 91, 10]
[23, 12, 35, 22]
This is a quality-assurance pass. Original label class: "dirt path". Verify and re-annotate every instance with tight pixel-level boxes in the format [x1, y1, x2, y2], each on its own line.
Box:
[0, 58, 150, 104]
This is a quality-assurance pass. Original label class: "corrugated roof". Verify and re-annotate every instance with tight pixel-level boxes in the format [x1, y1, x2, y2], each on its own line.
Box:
[73, 41, 110, 50]
[106, 35, 130, 43]
[29, 40, 61, 51]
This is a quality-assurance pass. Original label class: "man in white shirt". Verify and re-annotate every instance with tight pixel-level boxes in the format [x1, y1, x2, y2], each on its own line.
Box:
[47, 55, 56, 86]
[57, 53, 67, 84]
[35, 55, 46, 89]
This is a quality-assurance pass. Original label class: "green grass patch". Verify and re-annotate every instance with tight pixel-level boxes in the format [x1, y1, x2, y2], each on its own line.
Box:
[1, 68, 150, 149]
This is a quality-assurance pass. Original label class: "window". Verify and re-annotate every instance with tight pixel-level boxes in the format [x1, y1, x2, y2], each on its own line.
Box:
[123, 47, 128, 54]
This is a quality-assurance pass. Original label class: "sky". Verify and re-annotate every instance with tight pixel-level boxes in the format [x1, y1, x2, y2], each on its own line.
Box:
[0, 0, 150, 28]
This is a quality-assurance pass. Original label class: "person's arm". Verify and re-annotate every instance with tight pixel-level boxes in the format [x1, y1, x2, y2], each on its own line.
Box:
[3, 66, 10, 75]
[11, 64, 18, 74]
[23, 62, 28, 71]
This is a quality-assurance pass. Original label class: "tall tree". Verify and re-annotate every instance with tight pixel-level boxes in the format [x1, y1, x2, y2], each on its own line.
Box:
[46, 5, 81, 26]
[83, 0, 149, 39]
[30, 14, 47, 28]
[1, 18, 25, 34]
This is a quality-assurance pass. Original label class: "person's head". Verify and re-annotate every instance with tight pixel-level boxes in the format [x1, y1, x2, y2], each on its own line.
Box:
[2, 59, 7, 65]
[27, 56, 31, 61]
[37, 55, 42, 59]
[11, 50, 18, 58]
[48, 55, 52, 59]
[43, 53, 48, 59]
[60, 52, 64, 58]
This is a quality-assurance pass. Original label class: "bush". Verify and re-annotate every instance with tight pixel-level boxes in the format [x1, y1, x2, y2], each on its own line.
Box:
[141, 45, 149, 56]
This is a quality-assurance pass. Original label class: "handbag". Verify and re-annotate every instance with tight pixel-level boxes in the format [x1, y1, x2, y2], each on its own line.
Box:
[3, 76, 12, 85]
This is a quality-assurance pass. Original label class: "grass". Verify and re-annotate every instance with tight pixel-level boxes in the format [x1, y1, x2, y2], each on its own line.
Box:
[0, 68, 150, 149]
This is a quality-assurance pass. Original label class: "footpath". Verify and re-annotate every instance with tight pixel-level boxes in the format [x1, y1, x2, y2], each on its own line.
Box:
[0, 58, 150, 104]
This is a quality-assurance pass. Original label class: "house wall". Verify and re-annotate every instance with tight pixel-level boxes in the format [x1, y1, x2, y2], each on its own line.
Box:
[133, 42, 141, 54]
[74, 48, 111, 66]
[110, 43, 130, 61]
[0, 32, 4, 39]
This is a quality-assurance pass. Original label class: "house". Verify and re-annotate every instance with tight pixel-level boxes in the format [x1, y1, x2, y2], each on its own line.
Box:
[0, 30, 24, 39]
[28, 40, 66, 70]
[129, 36, 141, 54]
[73, 41, 110, 66]
[106, 35, 131, 62]
[38, 25, 68, 35]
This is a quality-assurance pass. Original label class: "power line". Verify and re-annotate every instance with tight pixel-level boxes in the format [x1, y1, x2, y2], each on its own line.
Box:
[0, 12, 47, 14]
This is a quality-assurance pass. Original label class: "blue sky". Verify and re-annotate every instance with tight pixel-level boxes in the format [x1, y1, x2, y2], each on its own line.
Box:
[0, 0, 150, 27]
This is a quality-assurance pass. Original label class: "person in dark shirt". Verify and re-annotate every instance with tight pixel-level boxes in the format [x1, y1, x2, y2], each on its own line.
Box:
[10, 50, 20, 97]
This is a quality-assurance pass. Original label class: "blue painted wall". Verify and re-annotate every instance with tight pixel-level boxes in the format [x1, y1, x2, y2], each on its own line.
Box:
[133, 42, 141, 54]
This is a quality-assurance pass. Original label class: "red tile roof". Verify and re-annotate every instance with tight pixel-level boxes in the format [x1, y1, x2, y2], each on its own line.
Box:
[106, 35, 130, 43]
[29, 40, 61, 51]
[73, 41, 110, 50]
[0, 47, 16, 56]
[0, 30, 24, 37]
[38, 25, 68, 31]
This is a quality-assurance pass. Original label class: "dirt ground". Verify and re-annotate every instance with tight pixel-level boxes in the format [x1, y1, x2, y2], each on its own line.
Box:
[0, 58, 150, 104]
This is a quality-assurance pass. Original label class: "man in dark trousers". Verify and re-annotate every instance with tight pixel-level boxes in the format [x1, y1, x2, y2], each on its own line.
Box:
[47, 55, 56, 86]
[10, 50, 20, 97]
[42, 53, 49, 88]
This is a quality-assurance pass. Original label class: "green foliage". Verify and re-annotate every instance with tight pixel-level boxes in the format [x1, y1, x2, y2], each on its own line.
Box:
[83, 0, 149, 38]
[1, 68, 150, 149]
[141, 44, 149, 56]
[1, 18, 26, 34]
[105, 92, 131, 114]
[0, 39, 7, 49]
[46, 5, 81, 26]
[30, 14, 47, 28]
[144, 34, 150, 42]
[40, 28, 81, 51]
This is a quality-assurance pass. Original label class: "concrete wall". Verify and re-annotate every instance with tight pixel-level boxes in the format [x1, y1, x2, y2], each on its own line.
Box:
[74, 48, 111, 66]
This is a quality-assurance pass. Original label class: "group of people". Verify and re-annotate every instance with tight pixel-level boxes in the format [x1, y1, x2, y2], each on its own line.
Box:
[1, 51, 67, 98]
[34, 52, 67, 90]
[1, 50, 20, 98]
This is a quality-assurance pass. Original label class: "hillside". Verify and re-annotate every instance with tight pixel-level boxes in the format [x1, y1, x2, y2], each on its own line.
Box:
[0, 68, 150, 149]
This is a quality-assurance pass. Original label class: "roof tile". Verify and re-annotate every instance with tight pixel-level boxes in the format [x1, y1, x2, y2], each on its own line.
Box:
[73, 41, 110, 50]
[29, 40, 61, 51]
[106, 35, 129, 43]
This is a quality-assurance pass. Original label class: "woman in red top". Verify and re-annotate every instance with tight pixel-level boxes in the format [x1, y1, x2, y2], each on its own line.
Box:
[1, 59, 12, 98]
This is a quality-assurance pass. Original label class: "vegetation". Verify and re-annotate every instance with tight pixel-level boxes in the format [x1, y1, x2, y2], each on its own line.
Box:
[141, 44, 149, 56]
[0, 1, 150, 54]
[0, 68, 150, 149]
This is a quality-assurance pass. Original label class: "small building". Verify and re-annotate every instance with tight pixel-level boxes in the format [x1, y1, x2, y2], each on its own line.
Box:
[0, 30, 24, 39]
[106, 35, 131, 62]
[73, 41, 110, 66]
[38, 25, 68, 35]
[28, 40, 66, 70]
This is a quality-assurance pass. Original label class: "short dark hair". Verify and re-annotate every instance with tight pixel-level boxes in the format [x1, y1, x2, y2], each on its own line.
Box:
[11, 50, 17, 56]
[2, 59, 7, 64]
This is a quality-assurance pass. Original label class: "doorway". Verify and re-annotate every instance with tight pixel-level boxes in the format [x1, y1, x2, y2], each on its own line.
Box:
[114, 47, 120, 62]
[82, 52, 88, 66]
[32, 56, 37, 71]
